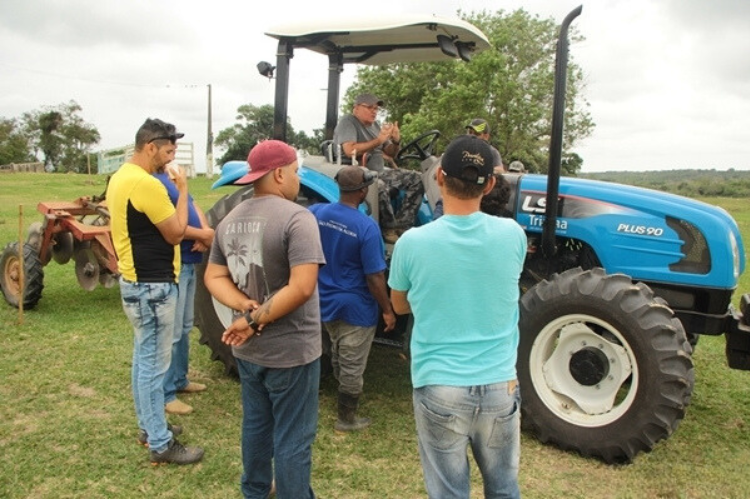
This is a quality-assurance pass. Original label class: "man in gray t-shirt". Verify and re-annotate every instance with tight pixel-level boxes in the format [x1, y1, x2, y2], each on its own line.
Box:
[209, 196, 324, 366]
[205, 140, 325, 499]
[333, 93, 424, 242]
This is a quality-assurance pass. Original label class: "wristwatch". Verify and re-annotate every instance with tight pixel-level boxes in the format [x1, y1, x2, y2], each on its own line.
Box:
[243, 310, 260, 332]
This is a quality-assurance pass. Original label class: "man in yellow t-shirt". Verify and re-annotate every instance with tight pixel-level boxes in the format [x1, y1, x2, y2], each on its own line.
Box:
[106, 118, 203, 465]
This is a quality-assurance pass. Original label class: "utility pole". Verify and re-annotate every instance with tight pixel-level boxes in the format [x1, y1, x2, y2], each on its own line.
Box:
[206, 83, 214, 177]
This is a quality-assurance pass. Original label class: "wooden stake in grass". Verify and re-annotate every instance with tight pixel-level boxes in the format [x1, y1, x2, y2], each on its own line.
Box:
[18, 204, 24, 324]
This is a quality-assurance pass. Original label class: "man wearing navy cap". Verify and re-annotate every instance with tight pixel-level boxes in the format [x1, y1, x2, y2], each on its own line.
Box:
[388, 135, 526, 498]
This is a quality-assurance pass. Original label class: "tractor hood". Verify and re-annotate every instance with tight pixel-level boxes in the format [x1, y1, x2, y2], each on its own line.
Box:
[516, 174, 745, 289]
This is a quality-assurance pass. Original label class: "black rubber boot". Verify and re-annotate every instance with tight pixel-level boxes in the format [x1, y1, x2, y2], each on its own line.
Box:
[334, 392, 371, 432]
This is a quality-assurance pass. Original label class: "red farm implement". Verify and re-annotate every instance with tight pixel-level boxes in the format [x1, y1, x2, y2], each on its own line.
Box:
[1, 196, 118, 309]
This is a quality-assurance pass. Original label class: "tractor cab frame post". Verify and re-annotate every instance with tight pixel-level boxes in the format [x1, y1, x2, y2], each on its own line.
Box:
[271, 39, 345, 143]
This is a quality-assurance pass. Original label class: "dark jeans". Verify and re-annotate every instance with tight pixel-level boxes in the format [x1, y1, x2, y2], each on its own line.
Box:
[237, 357, 320, 499]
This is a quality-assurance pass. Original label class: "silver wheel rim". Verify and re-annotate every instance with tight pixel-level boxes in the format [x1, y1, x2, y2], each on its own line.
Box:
[529, 313, 637, 427]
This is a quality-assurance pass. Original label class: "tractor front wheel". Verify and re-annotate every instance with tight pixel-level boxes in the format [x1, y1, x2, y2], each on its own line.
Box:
[518, 267, 694, 463]
[0, 242, 45, 309]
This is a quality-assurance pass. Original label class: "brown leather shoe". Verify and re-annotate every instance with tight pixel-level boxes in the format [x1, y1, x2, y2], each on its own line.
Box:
[165, 399, 193, 415]
[178, 382, 207, 394]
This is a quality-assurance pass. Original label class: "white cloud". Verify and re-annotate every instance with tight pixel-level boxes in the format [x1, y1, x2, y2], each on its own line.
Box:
[0, 0, 747, 173]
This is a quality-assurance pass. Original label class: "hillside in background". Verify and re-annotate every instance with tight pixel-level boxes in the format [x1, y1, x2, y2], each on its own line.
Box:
[579, 169, 750, 198]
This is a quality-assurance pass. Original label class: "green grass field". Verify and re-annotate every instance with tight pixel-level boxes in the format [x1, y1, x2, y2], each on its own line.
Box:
[1, 172, 750, 498]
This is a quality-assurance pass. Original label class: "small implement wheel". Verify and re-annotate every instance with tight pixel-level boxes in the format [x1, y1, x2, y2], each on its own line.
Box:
[52, 231, 74, 265]
[0, 242, 45, 309]
[74, 248, 100, 291]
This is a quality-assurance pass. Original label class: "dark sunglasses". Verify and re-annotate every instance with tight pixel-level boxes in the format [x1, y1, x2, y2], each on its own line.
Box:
[148, 134, 179, 144]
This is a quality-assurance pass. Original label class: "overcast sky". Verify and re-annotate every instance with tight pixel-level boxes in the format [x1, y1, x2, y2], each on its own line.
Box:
[0, 0, 748, 173]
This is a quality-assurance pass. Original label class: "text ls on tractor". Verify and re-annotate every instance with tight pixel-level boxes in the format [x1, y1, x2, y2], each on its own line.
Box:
[0, 195, 118, 309]
[191, 8, 750, 464]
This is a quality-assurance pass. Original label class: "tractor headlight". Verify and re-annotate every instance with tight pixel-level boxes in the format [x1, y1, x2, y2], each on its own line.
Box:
[730, 230, 740, 280]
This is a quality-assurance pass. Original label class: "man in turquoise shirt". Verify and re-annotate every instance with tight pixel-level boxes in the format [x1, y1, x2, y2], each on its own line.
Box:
[388, 135, 526, 498]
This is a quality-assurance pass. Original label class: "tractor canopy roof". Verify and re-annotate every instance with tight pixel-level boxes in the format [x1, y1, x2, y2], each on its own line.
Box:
[263, 15, 491, 142]
[265, 15, 490, 65]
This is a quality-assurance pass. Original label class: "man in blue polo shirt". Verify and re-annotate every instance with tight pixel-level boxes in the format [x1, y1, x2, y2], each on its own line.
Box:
[309, 165, 396, 432]
[153, 163, 214, 416]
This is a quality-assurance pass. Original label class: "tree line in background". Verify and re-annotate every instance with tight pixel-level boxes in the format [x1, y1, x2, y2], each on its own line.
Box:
[0, 100, 100, 173]
[581, 170, 750, 199]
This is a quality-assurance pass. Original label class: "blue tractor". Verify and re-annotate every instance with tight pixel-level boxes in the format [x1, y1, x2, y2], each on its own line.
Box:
[194, 8, 750, 464]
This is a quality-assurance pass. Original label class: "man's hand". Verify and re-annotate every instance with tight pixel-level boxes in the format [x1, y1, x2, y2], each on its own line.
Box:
[390, 121, 401, 143]
[196, 227, 214, 248]
[189, 227, 214, 252]
[221, 317, 255, 346]
[379, 123, 394, 144]
[169, 163, 188, 193]
[221, 300, 262, 346]
[191, 241, 208, 252]
[382, 310, 397, 332]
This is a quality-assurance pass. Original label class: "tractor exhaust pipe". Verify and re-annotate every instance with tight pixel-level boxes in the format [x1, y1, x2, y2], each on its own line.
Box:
[542, 5, 583, 260]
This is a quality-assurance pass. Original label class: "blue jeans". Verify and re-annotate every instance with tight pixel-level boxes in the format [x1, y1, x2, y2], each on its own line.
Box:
[164, 263, 196, 403]
[237, 357, 320, 499]
[413, 382, 521, 499]
[119, 278, 177, 453]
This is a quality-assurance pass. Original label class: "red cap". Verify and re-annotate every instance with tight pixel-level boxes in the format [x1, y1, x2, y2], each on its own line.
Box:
[236, 140, 297, 184]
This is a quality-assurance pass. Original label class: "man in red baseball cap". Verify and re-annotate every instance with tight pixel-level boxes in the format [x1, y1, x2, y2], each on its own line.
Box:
[205, 139, 326, 498]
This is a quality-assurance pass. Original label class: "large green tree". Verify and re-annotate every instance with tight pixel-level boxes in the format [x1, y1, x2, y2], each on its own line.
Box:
[344, 8, 593, 175]
[21, 101, 100, 173]
[215, 104, 324, 166]
[0, 118, 35, 165]
[215, 104, 275, 165]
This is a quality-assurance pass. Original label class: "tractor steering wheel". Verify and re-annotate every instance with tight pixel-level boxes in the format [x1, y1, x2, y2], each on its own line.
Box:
[396, 130, 441, 162]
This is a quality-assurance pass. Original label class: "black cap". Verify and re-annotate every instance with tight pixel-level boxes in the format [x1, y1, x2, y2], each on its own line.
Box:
[335, 166, 376, 192]
[440, 135, 494, 185]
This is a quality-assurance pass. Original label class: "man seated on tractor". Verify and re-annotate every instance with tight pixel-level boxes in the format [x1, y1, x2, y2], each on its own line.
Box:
[333, 93, 424, 243]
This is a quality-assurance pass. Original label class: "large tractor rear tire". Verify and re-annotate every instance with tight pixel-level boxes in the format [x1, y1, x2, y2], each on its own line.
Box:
[0, 242, 44, 309]
[518, 267, 694, 464]
[194, 186, 255, 377]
